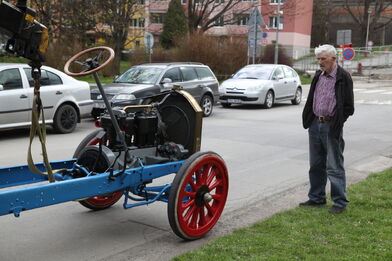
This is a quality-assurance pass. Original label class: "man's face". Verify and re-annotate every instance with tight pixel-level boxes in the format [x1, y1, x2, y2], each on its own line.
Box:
[316, 51, 336, 73]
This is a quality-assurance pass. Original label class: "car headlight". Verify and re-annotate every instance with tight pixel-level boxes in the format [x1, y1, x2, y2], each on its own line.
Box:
[113, 94, 136, 100]
[248, 85, 263, 92]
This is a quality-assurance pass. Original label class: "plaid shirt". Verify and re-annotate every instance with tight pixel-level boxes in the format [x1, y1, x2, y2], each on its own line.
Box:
[313, 65, 337, 117]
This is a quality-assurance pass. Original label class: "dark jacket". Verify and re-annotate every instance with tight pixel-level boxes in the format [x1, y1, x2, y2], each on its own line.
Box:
[302, 65, 354, 137]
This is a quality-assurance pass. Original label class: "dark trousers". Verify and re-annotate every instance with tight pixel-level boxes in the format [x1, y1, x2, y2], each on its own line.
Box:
[308, 119, 349, 208]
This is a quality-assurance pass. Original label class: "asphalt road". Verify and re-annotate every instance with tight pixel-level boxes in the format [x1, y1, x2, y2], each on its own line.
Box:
[1, 81, 392, 261]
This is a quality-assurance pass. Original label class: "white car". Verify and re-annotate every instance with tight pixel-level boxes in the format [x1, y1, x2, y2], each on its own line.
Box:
[219, 64, 302, 109]
[0, 63, 93, 133]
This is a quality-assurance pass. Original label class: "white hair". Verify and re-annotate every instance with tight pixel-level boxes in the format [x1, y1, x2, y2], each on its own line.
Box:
[315, 44, 336, 57]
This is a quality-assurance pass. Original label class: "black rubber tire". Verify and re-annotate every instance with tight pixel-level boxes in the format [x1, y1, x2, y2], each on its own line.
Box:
[168, 151, 229, 240]
[263, 90, 274, 109]
[73, 129, 102, 158]
[76, 146, 122, 211]
[221, 103, 231, 108]
[200, 95, 213, 117]
[53, 104, 78, 133]
[73, 130, 123, 211]
[291, 87, 302, 105]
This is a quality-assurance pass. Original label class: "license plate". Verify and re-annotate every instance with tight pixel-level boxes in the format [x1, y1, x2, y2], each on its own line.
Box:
[93, 102, 106, 109]
[227, 99, 242, 104]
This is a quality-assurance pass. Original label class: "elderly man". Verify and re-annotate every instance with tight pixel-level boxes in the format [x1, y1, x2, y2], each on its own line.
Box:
[300, 44, 354, 214]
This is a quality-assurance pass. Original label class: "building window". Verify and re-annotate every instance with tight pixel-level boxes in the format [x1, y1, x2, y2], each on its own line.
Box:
[181, 0, 186, 4]
[130, 18, 145, 28]
[235, 14, 250, 26]
[135, 40, 140, 47]
[270, 0, 284, 4]
[137, 0, 145, 4]
[269, 16, 284, 29]
[150, 13, 166, 24]
[214, 16, 224, 27]
[215, 0, 224, 4]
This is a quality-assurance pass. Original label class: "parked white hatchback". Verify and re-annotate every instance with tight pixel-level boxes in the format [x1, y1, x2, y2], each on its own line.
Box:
[0, 63, 93, 133]
[219, 64, 302, 109]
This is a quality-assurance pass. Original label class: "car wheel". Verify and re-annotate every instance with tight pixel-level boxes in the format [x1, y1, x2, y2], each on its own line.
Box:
[221, 103, 231, 108]
[263, 90, 274, 109]
[53, 104, 78, 134]
[200, 95, 213, 117]
[291, 87, 302, 105]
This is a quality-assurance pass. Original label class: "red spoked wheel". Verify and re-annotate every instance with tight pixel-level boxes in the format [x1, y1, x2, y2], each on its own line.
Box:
[73, 129, 123, 210]
[168, 151, 229, 240]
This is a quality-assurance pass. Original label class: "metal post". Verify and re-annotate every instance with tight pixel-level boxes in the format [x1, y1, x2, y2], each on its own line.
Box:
[274, 0, 281, 64]
[93, 73, 127, 150]
[365, 8, 371, 52]
[253, 24, 257, 64]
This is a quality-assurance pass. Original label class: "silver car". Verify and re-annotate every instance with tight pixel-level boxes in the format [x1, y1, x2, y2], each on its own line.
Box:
[91, 63, 219, 118]
[219, 64, 302, 109]
[0, 63, 92, 133]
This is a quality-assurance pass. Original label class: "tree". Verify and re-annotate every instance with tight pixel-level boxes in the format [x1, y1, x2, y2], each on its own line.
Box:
[311, 0, 340, 46]
[261, 43, 292, 66]
[96, 0, 142, 74]
[345, 0, 392, 45]
[186, 0, 300, 33]
[161, 0, 188, 48]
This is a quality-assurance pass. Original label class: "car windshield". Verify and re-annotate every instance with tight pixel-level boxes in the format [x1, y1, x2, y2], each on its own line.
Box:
[232, 66, 273, 80]
[114, 67, 163, 84]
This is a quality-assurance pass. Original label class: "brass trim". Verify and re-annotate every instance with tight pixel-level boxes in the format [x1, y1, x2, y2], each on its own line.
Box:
[123, 104, 153, 112]
[177, 90, 202, 113]
[122, 104, 153, 110]
[39, 27, 49, 54]
[24, 13, 34, 22]
[175, 90, 202, 153]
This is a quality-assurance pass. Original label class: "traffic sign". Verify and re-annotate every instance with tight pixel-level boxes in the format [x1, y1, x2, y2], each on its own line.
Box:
[247, 8, 265, 27]
[144, 32, 154, 49]
[342, 48, 355, 61]
[337, 30, 351, 46]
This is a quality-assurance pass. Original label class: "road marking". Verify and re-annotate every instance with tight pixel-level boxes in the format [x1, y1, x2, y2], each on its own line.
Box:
[381, 91, 392, 95]
[353, 89, 366, 92]
[361, 90, 387, 94]
[355, 100, 392, 105]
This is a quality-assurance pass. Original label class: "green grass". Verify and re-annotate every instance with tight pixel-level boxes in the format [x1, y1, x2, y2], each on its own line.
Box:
[300, 75, 312, 85]
[0, 56, 28, 63]
[173, 168, 392, 261]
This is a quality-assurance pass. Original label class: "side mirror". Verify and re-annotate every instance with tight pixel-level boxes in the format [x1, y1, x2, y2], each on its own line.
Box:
[0, 84, 3, 91]
[161, 78, 172, 84]
[272, 76, 277, 80]
[113, 75, 119, 81]
[163, 83, 173, 89]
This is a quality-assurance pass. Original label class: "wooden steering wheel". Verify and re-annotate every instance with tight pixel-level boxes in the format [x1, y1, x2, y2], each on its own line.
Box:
[64, 46, 115, 77]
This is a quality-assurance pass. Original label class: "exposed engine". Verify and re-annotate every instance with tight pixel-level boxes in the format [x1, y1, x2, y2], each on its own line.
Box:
[76, 90, 203, 174]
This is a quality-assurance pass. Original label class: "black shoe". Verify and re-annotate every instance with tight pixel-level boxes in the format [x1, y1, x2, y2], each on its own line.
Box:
[329, 205, 345, 214]
[299, 199, 326, 207]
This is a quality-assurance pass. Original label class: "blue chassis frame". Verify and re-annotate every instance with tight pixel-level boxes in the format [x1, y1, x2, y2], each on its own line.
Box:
[0, 159, 184, 217]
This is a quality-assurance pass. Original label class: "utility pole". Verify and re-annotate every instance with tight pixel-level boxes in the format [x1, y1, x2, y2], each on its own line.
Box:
[274, 0, 281, 64]
[365, 8, 371, 52]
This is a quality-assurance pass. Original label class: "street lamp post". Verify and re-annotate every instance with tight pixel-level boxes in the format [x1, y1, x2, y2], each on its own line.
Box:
[365, 8, 371, 52]
[274, 0, 281, 64]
